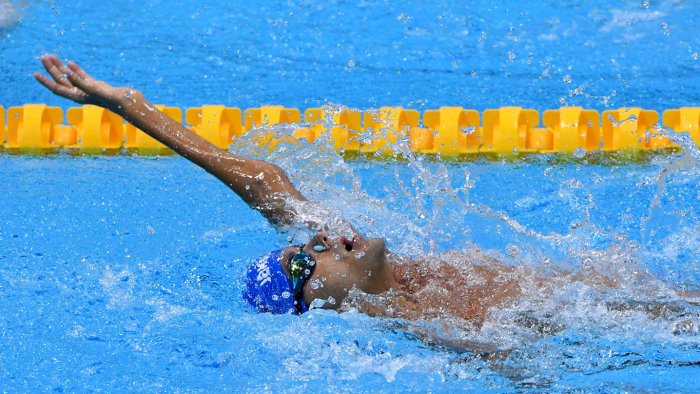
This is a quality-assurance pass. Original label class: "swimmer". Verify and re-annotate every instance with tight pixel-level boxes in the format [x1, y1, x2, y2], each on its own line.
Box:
[33, 55, 697, 351]
[34, 54, 520, 321]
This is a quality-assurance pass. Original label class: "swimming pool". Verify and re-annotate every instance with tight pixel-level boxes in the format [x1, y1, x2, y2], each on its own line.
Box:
[2, 0, 700, 391]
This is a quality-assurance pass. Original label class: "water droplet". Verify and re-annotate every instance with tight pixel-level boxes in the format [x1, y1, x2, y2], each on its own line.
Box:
[506, 244, 520, 257]
[397, 13, 411, 22]
[582, 257, 593, 272]
[573, 147, 586, 158]
[567, 179, 583, 189]
[355, 252, 365, 259]
[310, 298, 326, 308]
[310, 279, 323, 290]
[460, 126, 477, 135]
[313, 245, 325, 252]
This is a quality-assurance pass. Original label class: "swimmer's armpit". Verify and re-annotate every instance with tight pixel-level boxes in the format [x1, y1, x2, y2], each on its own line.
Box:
[34, 54, 307, 227]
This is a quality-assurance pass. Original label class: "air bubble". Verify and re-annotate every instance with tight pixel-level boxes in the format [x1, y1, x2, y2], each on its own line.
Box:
[563, 75, 572, 83]
[347, 59, 356, 67]
[573, 147, 586, 158]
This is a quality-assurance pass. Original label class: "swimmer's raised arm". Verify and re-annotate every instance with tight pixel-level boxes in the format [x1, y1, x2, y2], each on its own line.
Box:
[34, 54, 306, 226]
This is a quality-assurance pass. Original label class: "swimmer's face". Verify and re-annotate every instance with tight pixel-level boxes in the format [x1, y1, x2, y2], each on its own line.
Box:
[281, 230, 393, 309]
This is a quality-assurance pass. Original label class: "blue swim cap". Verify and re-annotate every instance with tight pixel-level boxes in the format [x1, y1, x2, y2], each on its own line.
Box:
[242, 249, 308, 314]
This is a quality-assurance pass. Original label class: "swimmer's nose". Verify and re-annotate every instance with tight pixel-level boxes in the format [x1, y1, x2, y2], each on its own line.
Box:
[311, 230, 330, 252]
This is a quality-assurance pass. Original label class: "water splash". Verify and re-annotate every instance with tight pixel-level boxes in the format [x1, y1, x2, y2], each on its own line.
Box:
[0, 0, 19, 28]
[226, 106, 700, 387]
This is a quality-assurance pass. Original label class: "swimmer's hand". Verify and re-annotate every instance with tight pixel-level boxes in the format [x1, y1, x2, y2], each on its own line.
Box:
[34, 54, 132, 112]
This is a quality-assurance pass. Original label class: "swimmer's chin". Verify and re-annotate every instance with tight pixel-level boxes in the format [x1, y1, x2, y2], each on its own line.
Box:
[361, 236, 387, 266]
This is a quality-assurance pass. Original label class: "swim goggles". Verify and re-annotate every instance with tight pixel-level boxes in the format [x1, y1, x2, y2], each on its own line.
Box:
[288, 246, 317, 314]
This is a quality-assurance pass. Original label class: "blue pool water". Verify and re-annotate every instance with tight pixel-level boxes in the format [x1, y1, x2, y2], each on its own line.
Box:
[2, 0, 700, 392]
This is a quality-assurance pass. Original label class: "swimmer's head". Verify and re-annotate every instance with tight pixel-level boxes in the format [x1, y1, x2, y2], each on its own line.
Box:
[243, 230, 396, 314]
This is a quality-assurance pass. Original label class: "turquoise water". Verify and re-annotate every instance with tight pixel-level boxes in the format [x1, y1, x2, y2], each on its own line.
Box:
[2, 0, 700, 392]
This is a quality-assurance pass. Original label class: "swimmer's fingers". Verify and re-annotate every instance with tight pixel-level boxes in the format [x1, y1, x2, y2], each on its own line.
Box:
[64, 65, 114, 101]
[36, 55, 133, 110]
[35, 54, 95, 104]
[67, 61, 90, 80]
[40, 54, 72, 88]
[33, 71, 92, 104]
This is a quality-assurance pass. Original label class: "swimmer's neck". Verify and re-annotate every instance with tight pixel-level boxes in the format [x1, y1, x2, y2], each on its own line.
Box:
[385, 252, 424, 294]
